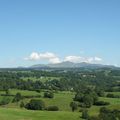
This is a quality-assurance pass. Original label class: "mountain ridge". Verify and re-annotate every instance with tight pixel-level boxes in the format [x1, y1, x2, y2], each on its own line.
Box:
[30, 61, 116, 69]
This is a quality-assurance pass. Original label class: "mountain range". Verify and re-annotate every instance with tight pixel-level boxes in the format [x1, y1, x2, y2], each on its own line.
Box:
[30, 61, 116, 69]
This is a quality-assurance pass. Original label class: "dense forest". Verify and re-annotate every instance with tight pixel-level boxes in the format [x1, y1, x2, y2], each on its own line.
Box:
[0, 69, 120, 92]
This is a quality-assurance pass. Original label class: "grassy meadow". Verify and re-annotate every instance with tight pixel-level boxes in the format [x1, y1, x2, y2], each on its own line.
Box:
[0, 89, 120, 120]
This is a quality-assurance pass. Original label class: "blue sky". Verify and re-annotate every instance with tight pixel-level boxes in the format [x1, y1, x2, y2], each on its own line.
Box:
[0, 0, 120, 67]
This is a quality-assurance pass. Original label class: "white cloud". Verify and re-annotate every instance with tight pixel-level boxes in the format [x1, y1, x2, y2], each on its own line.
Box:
[64, 56, 85, 63]
[25, 52, 61, 64]
[94, 57, 102, 61]
[25, 52, 103, 64]
[64, 56, 102, 63]
[49, 57, 61, 64]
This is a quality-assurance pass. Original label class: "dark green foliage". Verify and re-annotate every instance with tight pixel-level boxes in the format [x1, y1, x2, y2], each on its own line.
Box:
[74, 88, 98, 108]
[107, 93, 115, 98]
[20, 101, 25, 108]
[0, 69, 119, 93]
[35, 89, 41, 93]
[98, 107, 120, 120]
[94, 101, 110, 106]
[74, 93, 84, 102]
[25, 99, 45, 110]
[5, 89, 10, 95]
[12, 93, 22, 103]
[81, 109, 89, 119]
[46, 106, 59, 111]
[95, 88, 105, 97]
[44, 91, 54, 98]
[106, 93, 120, 98]
[0, 97, 11, 105]
[83, 95, 94, 108]
[70, 101, 78, 112]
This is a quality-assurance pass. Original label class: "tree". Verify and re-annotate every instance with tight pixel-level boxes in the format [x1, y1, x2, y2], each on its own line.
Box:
[20, 101, 25, 108]
[83, 95, 93, 108]
[5, 89, 10, 95]
[98, 107, 118, 120]
[12, 92, 22, 103]
[25, 99, 45, 110]
[0, 97, 11, 105]
[70, 101, 78, 112]
[81, 109, 89, 119]
[74, 93, 84, 102]
[94, 101, 110, 106]
[44, 91, 54, 98]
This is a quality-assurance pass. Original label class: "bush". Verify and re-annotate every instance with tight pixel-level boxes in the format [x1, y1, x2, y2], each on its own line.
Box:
[106, 93, 120, 98]
[35, 89, 41, 93]
[0, 97, 11, 105]
[74, 93, 84, 102]
[94, 101, 110, 106]
[20, 101, 25, 108]
[25, 99, 45, 110]
[70, 101, 78, 112]
[12, 92, 22, 103]
[83, 95, 94, 108]
[99, 107, 119, 120]
[44, 91, 54, 98]
[81, 109, 89, 119]
[106, 94, 115, 98]
[46, 106, 59, 111]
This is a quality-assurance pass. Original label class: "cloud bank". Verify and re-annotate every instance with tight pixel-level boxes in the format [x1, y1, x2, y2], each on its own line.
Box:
[25, 52, 61, 64]
[25, 52, 102, 64]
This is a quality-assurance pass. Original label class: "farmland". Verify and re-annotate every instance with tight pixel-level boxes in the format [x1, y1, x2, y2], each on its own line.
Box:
[0, 69, 119, 120]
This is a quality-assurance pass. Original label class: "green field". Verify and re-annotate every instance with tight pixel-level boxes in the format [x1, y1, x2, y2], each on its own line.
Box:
[0, 89, 41, 96]
[0, 89, 120, 120]
[0, 108, 81, 120]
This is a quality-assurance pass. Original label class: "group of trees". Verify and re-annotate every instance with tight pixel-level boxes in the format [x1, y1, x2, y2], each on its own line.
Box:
[89, 107, 120, 120]
[0, 92, 22, 106]
[74, 88, 99, 108]
[24, 99, 59, 111]
[0, 69, 119, 93]
[25, 99, 45, 110]
[69, 87, 111, 114]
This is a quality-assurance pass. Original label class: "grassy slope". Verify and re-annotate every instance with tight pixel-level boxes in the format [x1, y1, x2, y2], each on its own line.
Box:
[89, 96, 120, 116]
[0, 89, 120, 119]
[0, 89, 41, 96]
[0, 108, 81, 120]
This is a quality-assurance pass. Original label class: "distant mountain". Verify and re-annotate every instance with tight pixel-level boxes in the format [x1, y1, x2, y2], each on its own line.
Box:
[30, 64, 49, 69]
[29, 61, 116, 69]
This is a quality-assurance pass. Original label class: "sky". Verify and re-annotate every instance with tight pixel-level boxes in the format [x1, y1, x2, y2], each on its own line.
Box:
[0, 0, 120, 67]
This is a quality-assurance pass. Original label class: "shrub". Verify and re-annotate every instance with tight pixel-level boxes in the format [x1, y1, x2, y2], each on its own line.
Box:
[106, 94, 115, 98]
[106, 93, 120, 98]
[70, 101, 78, 112]
[20, 101, 25, 108]
[81, 109, 89, 119]
[46, 106, 59, 111]
[12, 92, 22, 103]
[94, 101, 110, 106]
[0, 97, 11, 105]
[74, 93, 84, 102]
[44, 91, 54, 98]
[35, 89, 41, 93]
[25, 99, 45, 110]
[83, 95, 94, 108]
